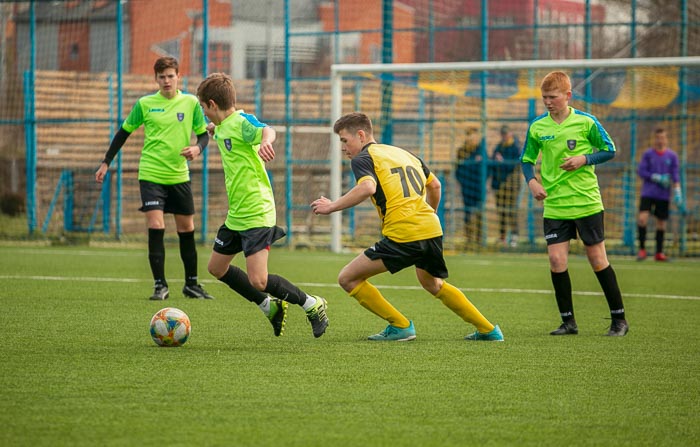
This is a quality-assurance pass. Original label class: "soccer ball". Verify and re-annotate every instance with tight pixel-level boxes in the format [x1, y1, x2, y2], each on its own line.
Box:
[149, 307, 191, 347]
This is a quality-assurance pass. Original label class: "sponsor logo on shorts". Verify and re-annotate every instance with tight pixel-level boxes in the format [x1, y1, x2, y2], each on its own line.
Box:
[144, 200, 160, 207]
[177, 112, 184, 122]
[214, 238, 224, 246]
[544, 233, 558, 240]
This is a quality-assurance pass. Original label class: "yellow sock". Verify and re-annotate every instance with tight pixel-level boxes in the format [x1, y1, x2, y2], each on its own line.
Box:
[349, 281, 410, 328]
[435, 282, 494, 333]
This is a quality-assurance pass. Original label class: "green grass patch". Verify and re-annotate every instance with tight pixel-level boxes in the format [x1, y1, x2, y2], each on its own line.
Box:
[0, 245, 698, 446]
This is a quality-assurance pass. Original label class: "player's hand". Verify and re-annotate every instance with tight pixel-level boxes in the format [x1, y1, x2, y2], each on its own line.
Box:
[559, 155, 586, 171]
[258, 141, 275, 162]
[180, 145, 201, 161]
[206, 122, 216, 136]
[311, 196, 332, 215]
[95, 163, 108, 184]
[527, 178, 547, 201]
[674, 187, 683, 207]
[651, 173, 671, 188]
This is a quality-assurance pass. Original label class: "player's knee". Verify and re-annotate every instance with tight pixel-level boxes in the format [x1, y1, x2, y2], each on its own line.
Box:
[248, 275, 268, 291]
[207, 262, 225, 279]
[337, 271, 355, 293]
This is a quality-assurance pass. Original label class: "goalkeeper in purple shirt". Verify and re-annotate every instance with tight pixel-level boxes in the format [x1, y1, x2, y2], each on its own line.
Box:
[636, 128, 682, 262]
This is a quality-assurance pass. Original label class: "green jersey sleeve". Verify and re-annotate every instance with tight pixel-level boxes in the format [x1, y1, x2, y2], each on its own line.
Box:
[122, 99, 144, 133]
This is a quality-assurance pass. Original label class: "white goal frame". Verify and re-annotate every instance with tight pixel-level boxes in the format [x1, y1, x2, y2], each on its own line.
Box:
[328, 56, 700, 253]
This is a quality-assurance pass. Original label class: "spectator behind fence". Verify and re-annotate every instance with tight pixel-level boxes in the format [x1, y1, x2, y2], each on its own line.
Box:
[455, 127, 484, 247]
[490, 125, 522, 247]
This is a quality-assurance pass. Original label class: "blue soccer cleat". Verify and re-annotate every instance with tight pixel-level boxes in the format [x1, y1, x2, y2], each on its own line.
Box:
[368, 320, 416, 341]
[465, 324, 504, 341]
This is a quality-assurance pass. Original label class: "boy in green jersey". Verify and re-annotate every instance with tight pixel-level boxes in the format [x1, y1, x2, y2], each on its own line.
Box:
[196, 72, 329, 338]
[520, 71, 629, 337]
[311, 112, 503, 342]
[96, 57, 213, 302]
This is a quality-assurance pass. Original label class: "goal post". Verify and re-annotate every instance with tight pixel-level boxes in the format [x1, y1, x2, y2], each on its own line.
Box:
[329, 56, 700, 254]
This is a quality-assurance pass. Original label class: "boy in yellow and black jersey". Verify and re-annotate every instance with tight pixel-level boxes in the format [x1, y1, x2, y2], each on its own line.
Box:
[311, 112, 503, 342]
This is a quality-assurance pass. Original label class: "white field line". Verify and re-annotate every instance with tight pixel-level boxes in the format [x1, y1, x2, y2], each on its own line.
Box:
[1, 275, 699, 301]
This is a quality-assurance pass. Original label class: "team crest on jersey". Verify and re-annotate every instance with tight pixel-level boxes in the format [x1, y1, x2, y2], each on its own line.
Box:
[177, 113, 185, 122]
[567, 139, 577, 150]
[224, 139, 232, 151]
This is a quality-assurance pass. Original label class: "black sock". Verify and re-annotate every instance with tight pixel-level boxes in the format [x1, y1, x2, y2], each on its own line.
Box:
[551, 270, 574, 322]
[178, 230, 198, 286]
[219, 265, 268, 305]
[595, 265, 625, 320]
[264, 274, 307, 306]
[148, 228, 166, 287]
[638, 225, 646, 250]
[656, 229, 665, 254]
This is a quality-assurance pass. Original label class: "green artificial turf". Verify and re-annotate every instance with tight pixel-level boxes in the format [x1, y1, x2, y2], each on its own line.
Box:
[0, 244, 698, 446]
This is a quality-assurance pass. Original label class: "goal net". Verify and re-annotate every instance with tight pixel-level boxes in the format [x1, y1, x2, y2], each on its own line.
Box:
[325, 57, 700, 256]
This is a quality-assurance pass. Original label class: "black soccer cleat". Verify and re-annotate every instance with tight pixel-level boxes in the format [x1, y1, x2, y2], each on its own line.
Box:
[149, 285, 170, 301]
[305, 296, 329, 338]
[183, 283, 215, 299]
[605, 319, 629, 337]
[550, 320, 578, 335]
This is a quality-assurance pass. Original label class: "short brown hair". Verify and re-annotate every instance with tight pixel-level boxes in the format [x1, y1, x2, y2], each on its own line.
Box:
[333, 112, 373, 135]
[197, 72, 236, 110]
[154, 57, 179, 75]
[540, 71, 571, 93]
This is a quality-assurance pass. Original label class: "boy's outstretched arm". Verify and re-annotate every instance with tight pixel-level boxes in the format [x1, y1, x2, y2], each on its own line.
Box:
[311, 180, 376, 215]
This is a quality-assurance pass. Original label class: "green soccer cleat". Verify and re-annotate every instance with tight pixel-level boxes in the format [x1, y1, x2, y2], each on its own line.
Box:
[305, 296, 329, 338]
[367, 320, 416, 341]
[465, 324, 504, 341]
[267, 297, 288, 337]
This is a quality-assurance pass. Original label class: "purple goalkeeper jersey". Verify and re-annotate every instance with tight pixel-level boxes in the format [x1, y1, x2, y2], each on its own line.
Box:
[637, 147, 680, 201]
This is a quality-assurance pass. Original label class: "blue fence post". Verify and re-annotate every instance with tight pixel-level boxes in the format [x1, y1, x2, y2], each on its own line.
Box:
[64, 170, 74, 231]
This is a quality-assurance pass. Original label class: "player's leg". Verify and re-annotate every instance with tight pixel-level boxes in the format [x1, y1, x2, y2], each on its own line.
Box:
[340, 241, 415, 341]
[208, 226, 287, 336]
[653, 199, 670, 261]
[545, 217, 578, 335]
[140, 181, 169, 300]
[580, 212, 628, 336]
[145, 209, 168, 300]
[169, 182, 213, 299]
[637, 198, 651, 260]
[243, 227, 328, 338]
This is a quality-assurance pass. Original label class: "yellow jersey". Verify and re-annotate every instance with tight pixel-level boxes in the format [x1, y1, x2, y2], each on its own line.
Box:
[351, 143, 443, 243]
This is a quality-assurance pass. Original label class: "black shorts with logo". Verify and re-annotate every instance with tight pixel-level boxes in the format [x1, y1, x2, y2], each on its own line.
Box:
[543, 211, 605, 246]
[139, 180, 195, 215]
[213, 225, 287, 257]
[364, 236, 449, 278]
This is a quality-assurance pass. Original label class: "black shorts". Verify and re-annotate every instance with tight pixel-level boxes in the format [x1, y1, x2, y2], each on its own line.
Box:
[543, 211, 605, 246]
[212, 225, 286, 257]
[364, 236, 449, 278]
[139, 180, 195, 215]
[639, 197, 670, 220]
